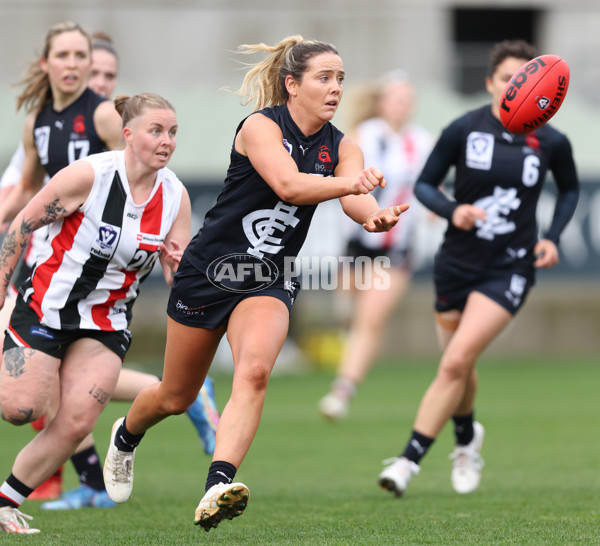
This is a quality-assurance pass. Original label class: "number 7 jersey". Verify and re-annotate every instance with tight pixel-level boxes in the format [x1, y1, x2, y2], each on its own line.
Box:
[21, 150, 184, 331]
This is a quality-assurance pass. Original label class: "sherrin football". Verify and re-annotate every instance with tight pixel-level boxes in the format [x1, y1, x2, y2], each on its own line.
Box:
[499, 54, 570, 134]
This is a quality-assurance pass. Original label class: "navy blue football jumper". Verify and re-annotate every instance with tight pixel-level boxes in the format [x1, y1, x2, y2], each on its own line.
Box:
[415, 105, 579, 272]
[184, 104, 345, 274]
[167, 104, 345, 328]
[33, 87, 107, 177]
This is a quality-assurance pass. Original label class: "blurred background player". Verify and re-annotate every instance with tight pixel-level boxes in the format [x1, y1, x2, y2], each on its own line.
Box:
[378, 39, 579, 498]
[0, 24, 219, 510]
[318, 69, 433, 420]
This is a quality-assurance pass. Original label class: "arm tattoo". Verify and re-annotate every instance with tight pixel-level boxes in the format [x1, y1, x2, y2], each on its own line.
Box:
[0, 230, 18, 264]
[19, 216, 36, 236]
[40, 199, 67, 226]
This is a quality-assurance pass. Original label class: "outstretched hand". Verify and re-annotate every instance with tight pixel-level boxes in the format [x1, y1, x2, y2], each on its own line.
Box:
[159, 239, 184, 274]
[363, 203, 410, 232]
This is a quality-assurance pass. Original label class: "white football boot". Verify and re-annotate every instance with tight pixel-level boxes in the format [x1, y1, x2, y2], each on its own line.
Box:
[194, 482, 249, 532]
[103, 417, 136, 503]
[0, 506, 40, 534]
[378, 457, 420, 497]
[450, 421, 485, 494]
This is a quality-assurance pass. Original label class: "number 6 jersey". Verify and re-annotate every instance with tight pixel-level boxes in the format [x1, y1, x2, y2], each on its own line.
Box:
[20, 150, 184, 331]
[415, 105, 578, 270]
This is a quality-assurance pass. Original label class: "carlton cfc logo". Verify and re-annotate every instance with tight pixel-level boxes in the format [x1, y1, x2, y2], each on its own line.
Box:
[318, 145, 331, 163]
[73, 114, 86, 134]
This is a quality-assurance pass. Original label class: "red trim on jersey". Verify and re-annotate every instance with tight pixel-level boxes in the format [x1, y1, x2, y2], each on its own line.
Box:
[30, 212, 84, 311]
[7, 323, 30, 348]
[139, 243, 158, 252]
[142, 183, 163, 234]
[90, 187, 163, 329]
[91, 269, 137, 330]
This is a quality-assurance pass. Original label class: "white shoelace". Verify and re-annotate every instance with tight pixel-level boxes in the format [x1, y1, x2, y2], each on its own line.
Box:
[0, 508, 34, 532]
[381, 457, 421, 475]
[450, 446, 484, 469]
[113, 452, 134, 483]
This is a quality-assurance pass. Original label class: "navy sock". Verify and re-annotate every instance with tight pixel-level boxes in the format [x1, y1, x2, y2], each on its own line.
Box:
[205, 461, 237, 492]
[113, 416, 145, 452]
[402, 430, 435, 465]
[452, 413, 474, 446]
[71, 446, 105, 491]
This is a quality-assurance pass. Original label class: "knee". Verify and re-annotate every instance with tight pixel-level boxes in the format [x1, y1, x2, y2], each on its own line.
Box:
[438, 353, 473, 383]
[0, 399, 45, 426]
[62, 415, 96, 444]
[160, 392, 197, 416]
[238, 358, 271, 392]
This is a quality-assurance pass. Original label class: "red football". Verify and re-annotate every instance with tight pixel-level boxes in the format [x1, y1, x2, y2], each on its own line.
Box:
[499, 54, 570, 134]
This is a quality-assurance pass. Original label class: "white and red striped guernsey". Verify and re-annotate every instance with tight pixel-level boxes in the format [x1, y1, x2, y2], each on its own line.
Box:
[20, 150, 184, 331]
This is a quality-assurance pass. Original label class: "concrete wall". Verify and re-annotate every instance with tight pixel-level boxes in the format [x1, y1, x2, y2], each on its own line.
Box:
[1, 0, 600, 179]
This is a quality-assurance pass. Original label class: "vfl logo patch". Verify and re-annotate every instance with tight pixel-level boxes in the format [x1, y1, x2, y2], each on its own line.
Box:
[91, 223, 121, 259]
[466, 132, 494, 171]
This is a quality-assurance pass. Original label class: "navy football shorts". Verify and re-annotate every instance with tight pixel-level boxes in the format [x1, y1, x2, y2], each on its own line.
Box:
[4, 295, 131, 360]
[433, 255, 535, 316]
[167, 255, 301, 329]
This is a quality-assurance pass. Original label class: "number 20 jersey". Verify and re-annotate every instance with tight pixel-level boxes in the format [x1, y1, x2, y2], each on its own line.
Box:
[20, 150, 184, 331]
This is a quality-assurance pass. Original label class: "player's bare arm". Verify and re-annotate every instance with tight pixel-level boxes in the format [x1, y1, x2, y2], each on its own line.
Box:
[238, 113, 383, 205]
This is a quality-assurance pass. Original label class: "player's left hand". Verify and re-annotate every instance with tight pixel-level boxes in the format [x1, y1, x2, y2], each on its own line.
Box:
[159, 239, 184, 273]
[533, 238, 559, 268]
[362, 203, 409, 233]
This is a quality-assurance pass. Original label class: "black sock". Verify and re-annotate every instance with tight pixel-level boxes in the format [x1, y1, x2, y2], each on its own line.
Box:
[452, 412, 474, 446]
[71, 446, 105, 491]
[113, 416, 145, 452]
[402, 430, 435, 465]
[205, 461, 237, 492]
[0, 474, 34, 508]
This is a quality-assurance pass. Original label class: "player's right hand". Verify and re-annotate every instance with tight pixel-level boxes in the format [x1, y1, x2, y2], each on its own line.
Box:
[350, 166, 387, 195]
[452, 204, 486, 231]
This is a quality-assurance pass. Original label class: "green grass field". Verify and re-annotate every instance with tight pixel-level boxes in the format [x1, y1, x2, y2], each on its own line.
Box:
[1, 355, 599, 545]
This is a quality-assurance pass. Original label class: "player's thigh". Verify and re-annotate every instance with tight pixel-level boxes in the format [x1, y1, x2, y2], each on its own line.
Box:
[445, 291, 512, 360]
[161, 317, 225, 399]
[0, 347, 60, 423]
[58, 338, 122, 421]
[226, 295, 289, 374]
[435, 309, 462, 351]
